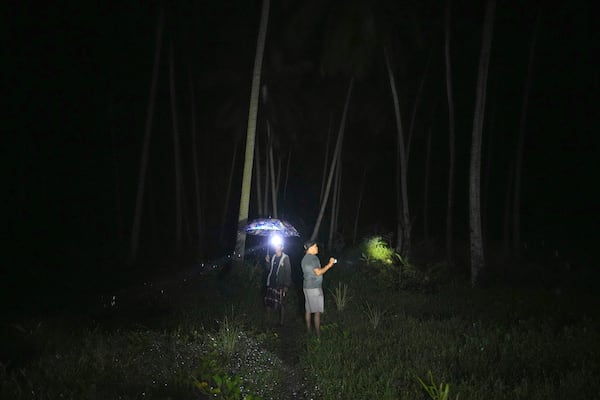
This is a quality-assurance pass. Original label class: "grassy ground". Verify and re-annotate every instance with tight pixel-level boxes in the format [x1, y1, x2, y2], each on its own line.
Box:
[1, 250, 599, 399]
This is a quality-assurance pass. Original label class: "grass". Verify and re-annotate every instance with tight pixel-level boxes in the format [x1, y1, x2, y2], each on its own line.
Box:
[364, 302, 385, 329]
[330, 282, 351, 311]
[1, 250, 599, 399]
[302, 273, 600, 399]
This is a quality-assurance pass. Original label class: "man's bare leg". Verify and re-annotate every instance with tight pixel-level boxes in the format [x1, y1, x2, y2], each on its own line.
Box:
[305, 311, 311, 333]
[314, 312, 321, 336]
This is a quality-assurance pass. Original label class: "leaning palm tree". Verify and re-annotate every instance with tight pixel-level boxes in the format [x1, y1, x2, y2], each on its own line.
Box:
[512, 8, 541, 258]
[129, 7, 164, 264]
[469, 0, 496, 286]
[233, 0, 270, 262]
[311, 79, 353, 241]
[168, 41, 183, 256]
[444, 0, 457, 267]
[294, 0, 419, 246]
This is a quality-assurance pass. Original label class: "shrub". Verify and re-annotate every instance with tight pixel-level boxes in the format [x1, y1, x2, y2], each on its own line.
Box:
[360, 236, 428, 290]
[361, 236, 397, 266]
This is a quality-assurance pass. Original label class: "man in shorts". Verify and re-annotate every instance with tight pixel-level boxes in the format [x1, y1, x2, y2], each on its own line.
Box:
[301, 240, 336, 336]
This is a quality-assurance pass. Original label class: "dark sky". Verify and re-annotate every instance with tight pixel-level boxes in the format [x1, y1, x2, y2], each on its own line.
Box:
[2, 0, 597, 277]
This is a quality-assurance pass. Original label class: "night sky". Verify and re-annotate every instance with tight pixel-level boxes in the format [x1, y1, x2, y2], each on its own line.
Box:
[2, 1, 597, 298]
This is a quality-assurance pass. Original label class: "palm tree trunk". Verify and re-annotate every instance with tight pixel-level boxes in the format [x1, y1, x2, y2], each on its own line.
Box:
[328, 156, 340, 249]
[319, 116, 333, 204]
[254, 135, 263, 216]
[513, 9, 541, 258]
[407, 53, 431, 164]
[169, 41, 183, 256]
[129, 8, 163, 263]
[385, 49, 411, 259]
[189, 71, 203, 258]
[263, 132, 270, 215]
[482, 101, 496, 246]
[282, 150, 291, 207]
[220, 143, 239, 243]
[148, 176, 158, 246]
[234, 0, 270, 262]
[423, 121, 433, 246]
[108, 102, 124, 243]
[311, 78, 354, 241]
[444, 0, 456, 267]
[267, 122, 278, 218]
[334, 161, 343, 246]
[353, 169, 367, 244]
[470, 0, 495, 286]
[502, 159, 515, 256]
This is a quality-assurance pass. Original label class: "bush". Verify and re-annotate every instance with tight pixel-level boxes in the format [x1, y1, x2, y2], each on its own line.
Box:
[359, 236, 434, 290]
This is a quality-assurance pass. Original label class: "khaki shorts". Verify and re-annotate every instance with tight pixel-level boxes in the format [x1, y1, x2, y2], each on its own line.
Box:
[303, 288, 324, 313]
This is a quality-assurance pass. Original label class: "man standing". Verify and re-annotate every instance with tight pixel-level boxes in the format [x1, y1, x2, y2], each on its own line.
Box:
[301, 240, 336, 336]
[264, 240, 292, 325]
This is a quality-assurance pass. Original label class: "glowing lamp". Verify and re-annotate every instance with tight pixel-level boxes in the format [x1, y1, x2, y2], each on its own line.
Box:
[270, 234, 283, 248]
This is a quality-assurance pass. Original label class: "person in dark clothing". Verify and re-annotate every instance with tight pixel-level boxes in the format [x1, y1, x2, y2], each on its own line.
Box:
[264, 241, 292, 325]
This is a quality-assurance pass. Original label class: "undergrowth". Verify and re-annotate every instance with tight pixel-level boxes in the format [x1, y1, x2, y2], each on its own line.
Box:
[2, 250, 599, 399]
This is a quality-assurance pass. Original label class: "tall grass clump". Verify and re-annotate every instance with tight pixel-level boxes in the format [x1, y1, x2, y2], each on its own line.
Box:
[417, 371, 459, 400]
[330, 282, 351, 311]
[216, 315, 240, 356]
[364, 302, 385, 329]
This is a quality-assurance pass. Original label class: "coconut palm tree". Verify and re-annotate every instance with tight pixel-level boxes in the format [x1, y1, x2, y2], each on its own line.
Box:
[444, 0, 457, 267]
[469, 0, 496, 286]
[234, 0, 270, 262]
[129, 7, 164, 264]
[512, 8, 541, 258]
[291, 0, 421, 248]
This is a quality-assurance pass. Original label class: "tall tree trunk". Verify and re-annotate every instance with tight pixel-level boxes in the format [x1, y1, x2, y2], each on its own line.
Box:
[502, 158, 515, 256]
[189, 72, 203, 259]
[482, 101, 496, 246]
[311, 79, 354, 241]
[423, 121, 433, 245]
[128, 8, 164, 263]
[353, 169, 367, 244]
[469, 0, 495, 286]
[108, 102, 124, 243]
[275, 157, 282, 206]
[182, 184, 193, 245]
[334, 160, 343, 246]
[513, 9, 541, 258]
[169, 41, 183, 256]
[319, 116, 333, 204]
[407, 53, 431, 164]
[328, 156, 341, 249]
[282, 150, 291, 211]
[148, 176, 158, 246]
[234, 0, 270, 262]
[254, 136, 263, 216]
[444, 0, 456, 267]
[263, 133, 270, 216]
[267, 122, 278, 218]
[220, 143, 239, 243]
[385, 49, 411, 259]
